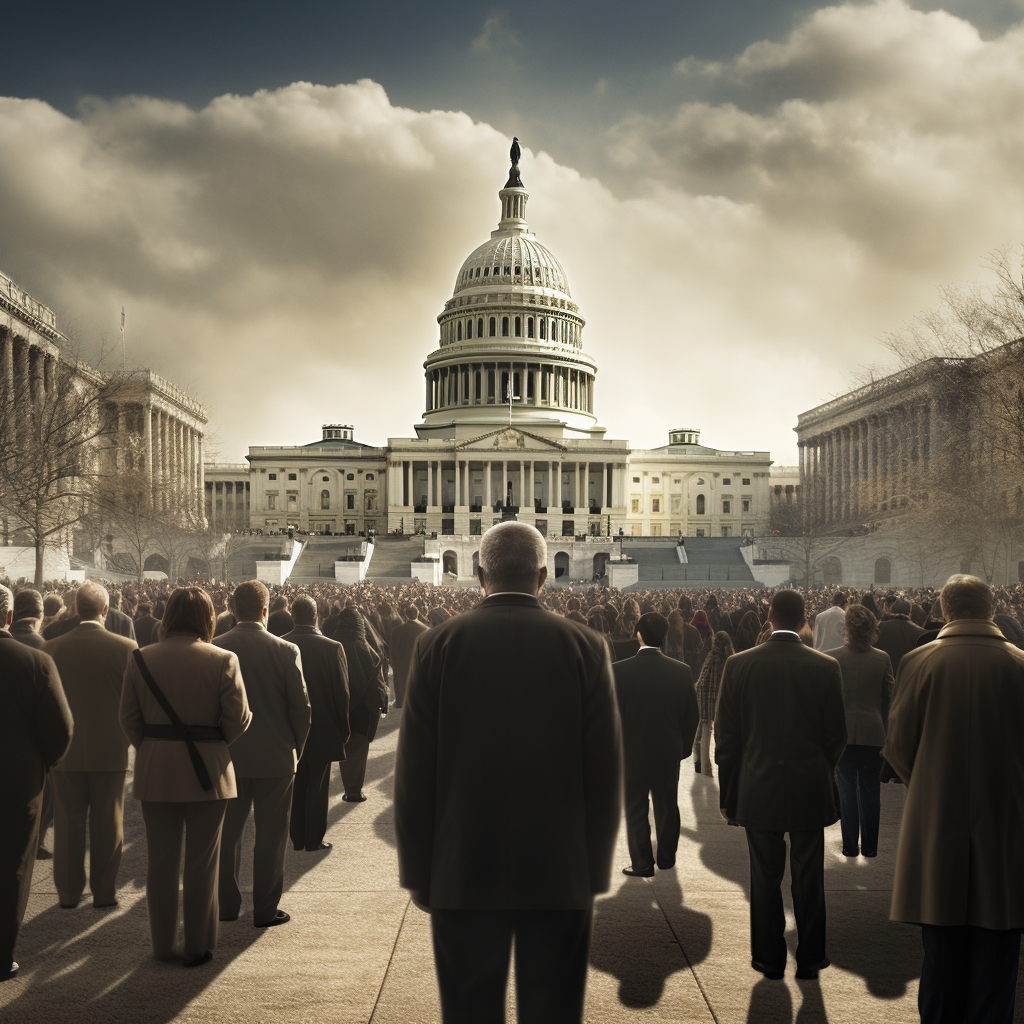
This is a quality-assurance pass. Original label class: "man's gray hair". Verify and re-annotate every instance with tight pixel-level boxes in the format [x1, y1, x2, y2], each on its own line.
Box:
[0, 584, 12, 622]
[76, 581, 110, 621]
[940, 574, 994, 623]
[478, 522, 547, 591]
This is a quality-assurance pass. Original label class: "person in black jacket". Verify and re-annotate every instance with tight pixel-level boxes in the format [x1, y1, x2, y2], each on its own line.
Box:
[133, 604, 161, 648]
[282, 597, 350, 852]
[395, 522, 622, 1024]
[104, 591, 137, 642]
[715, 588, 847, 982]
[0, 584, 74, 981]
[613, 612, 699, 877]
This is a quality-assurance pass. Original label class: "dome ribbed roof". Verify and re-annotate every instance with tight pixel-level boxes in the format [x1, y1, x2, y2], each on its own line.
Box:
[453, 234, 571, 298]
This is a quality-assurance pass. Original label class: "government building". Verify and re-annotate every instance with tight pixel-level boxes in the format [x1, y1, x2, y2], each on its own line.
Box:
[218, 148, 774, 576]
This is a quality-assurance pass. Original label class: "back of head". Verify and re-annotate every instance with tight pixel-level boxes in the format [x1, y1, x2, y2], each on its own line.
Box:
[844, 603, 878, 652]
[402, 602, 419, 621]
[137, 603, 152, 618]
[335, 607, 367, 643]
[770, 589, 806, 632]
[234, 579, 270, 622]
[478, 522, 547, 593]
[154, 600, 167, 620]
[13, 588, 43, 621]
[711, 629, 735, 659]
[677, 594, 693, 618]
[65, 590, 78, 614]
[833, 591, 848, 608]
[43, 594, 64, 618]
[892, 597, 911, 617]
[0, 584, 12, 623]
[108, 590, 122, 610]
[291, 595, 317, 626]
[637, 611, 669, 649]
[161, 587, 216, 642]
[940, 575, 994, 623]
[269, 594, 289, 614]
[76, 581, 109, 621]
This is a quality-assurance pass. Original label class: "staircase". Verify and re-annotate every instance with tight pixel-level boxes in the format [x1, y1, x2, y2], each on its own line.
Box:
[364, 536, 425, 581]
[287, 537, 365, 581]
[621, 537, 755, 587]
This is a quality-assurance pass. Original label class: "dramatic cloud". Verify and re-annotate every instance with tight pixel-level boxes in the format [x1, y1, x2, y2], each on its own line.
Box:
[2, 0, 1024, 464]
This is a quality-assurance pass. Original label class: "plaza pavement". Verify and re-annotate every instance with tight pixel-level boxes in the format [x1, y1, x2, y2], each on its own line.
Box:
[4, 710, 1024, 1024]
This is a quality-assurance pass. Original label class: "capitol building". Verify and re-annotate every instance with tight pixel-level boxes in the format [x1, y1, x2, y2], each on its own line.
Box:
[212, 147, 775, 568]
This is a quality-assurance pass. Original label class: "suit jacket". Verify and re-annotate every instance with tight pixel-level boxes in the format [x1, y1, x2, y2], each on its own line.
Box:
[120, 634, 252, 801]
[213, 622, 311, 777]
[0, 632, 73, 809]
[395, 593, 623, 910]
[875, 617, 925, 676]
[389, 618, 429, 692]
[9, 619, 46, 650]
[613, 650, 699, 782]
[715, 634, 847, 831]
[43, 614, 79, 641]
[281, 626, 351, 762]
[105, 607, 136, 642]
[813, 605, 846, 652]
[995, 613, 1024, 651]
[45, 622, 137, 772]
[133, 614, 160, 648]
[884, 620, 1024, 929]
[824, 645, 894, 746]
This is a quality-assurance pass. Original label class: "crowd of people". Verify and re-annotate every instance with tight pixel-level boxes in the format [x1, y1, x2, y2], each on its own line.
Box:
[3, 551, 1024, 1023]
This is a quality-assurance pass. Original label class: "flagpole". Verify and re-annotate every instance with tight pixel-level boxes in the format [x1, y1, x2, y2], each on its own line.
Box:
[120, 306, 125, 370]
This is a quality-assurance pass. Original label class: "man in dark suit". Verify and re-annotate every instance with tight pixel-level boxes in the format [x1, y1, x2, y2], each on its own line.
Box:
[266, 595, 294, 637]
[103, 591, 136, 642]
[215, 580, 310, 927]
[388, 603, 428, 708]
[395, 522, 622, 1024]
[715, 588, 847, 981]
[132, 604, 161, 647]
[282, 596, 350, 853]
[613, 611, 699, 877]
[875, 598, 924, 676]
[0, 584, 73, 982]
[10, 590, 46, 651]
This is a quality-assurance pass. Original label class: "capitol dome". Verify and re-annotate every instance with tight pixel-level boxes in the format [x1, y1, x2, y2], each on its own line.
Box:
[416, 148, 604, 442]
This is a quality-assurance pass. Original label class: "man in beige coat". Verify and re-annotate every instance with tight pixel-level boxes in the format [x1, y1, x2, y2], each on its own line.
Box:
[884, 574, 1024, 1024]
[45, 581, 137, 909]
[214, 581, 310, 927]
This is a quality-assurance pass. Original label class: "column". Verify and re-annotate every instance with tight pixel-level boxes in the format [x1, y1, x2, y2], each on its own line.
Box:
[520, 461, 526, 507]
[0, 332, 12, 400]
[485, 461, 492, 508]
[553, 461, 561, 510]
[455, 458, 462, 507]
[502, 460, 508, 507]
[601, 462, 608, 510]
[428, 461, 435, 507]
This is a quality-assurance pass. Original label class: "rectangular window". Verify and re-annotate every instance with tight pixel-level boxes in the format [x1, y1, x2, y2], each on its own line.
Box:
[721, 526, 731, 537]
[652, 498, 661, 513]
[742, 499, 751, 513]
[346, 494, 355, 510]
[288, 473, 297, 481]
[651, 524, 662, 537]
[722, 500, 731, 514]
[268, 473, 277, 481]
[631, 498, 640, 513]
[652, 477, 660, 484]
[632, 477, 640, 483]
[723, 478, 731, 485]
[742, 478, 750, 486]
[696, 528, 705, 537]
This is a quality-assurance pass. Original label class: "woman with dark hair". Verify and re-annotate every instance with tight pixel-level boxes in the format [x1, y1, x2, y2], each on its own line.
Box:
[693, 631, 734, 777]
[860, 591, 879, 617]
[665, 610, 687, 662]
[733, 610, 762, 652]
[120, 587, 251, 967]
[824, 604, 894, 857]
[332, 608, 389, 802]
[689, 610, 713, 677]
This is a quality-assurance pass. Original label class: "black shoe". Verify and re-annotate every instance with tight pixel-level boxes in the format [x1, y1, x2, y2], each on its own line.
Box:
[93, 900, 118, 909]
[182, 951, 213, 968]
[656, 859, 676, 870]
[341, 793, 366, 802]
[751, 959, 785, 980]
[621, 866, 654, 878]
[796, 957, 830, 980]
[306, 842, 332, 852]
[862, 850, 877, 858]
[1, 961, 18, 982]
[254, 910, 290, 928]
[841, 848, 858, 857]
[219, 913, 238, 922]
[59, 902, 78, 910]
[36, 847, 52, 861]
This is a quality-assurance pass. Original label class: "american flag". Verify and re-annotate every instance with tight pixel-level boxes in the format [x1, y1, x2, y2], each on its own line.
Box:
[120, 307, 125, 335]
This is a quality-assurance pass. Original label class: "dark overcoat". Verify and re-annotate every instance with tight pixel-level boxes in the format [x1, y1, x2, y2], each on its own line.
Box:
[281, 626, 350, 763]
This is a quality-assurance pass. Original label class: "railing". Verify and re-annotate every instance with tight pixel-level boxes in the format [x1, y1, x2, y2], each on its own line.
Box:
[637, 565, 753, 581]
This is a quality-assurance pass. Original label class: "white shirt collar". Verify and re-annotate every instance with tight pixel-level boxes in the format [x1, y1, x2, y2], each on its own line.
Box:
[771, 629, 801, 638]
[485, 592, 539, 599]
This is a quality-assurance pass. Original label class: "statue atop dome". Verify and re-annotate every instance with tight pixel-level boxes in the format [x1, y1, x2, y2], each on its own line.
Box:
[505, 136, 523, 188]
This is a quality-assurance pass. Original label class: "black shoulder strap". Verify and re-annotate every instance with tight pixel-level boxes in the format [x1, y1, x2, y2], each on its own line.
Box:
[132, 649, 214, 792]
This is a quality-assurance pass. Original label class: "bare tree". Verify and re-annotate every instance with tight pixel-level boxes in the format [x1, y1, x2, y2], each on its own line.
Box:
[0, 357, 126, 585]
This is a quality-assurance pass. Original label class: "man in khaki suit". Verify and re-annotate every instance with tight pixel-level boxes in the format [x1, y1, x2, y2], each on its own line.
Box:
[214, 581, 310, 927]
[45, 581, 137, 909]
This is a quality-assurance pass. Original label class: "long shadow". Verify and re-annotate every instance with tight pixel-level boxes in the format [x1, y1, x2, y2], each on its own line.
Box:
[686, 771, 921, 1000]
[746, 977, 794, 1023]
[3, 713, 406, 1023]
[588, 874, 712, 1008]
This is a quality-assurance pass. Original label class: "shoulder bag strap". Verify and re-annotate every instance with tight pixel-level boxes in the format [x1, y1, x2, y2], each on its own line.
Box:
[132, 649, 214, 792]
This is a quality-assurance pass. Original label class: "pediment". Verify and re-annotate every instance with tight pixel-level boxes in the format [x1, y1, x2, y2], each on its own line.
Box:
[456, 427, 567, 452]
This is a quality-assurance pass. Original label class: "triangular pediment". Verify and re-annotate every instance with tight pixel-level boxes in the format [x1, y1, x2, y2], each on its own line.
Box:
[456, 427, 568, 452]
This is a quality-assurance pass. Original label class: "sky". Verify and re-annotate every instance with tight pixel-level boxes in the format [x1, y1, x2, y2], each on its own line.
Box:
[2, 0, 1024, 463]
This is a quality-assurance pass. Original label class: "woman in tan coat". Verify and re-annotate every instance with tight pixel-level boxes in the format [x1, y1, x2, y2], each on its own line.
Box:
[120, 588, 251, 967]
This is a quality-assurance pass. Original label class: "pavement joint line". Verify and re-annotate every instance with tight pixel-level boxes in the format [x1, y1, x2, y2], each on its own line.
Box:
[645, 877, 721, 1024]
[368, 896, 412, 1023]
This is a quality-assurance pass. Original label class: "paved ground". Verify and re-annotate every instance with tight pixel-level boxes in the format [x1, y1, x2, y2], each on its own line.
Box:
[4, 710, 1024, 1023]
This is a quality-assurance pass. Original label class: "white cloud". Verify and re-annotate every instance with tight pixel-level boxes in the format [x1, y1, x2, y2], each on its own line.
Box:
[471, 11, 520, 53]
[2, 1, 1024, 466]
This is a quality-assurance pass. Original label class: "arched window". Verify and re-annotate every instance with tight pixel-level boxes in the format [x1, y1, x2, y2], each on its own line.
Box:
[320, 490, 330, 510]
[489, 317, 496, 337]
[514, 316, 521, 337]
[466, 318, 473, 339]
[527, 317, 534, 338]
[457, 321, 462, 341]
[475, 267, 480, 277]
[874, 557, 891, 585]
[474, 370, 481, 401]
[483, 267, 489, 277]
[502, 316, 509, 337]
[478, 318, 484, 337]
[539, 319, 547, 340]
[696, 494, 706, 515]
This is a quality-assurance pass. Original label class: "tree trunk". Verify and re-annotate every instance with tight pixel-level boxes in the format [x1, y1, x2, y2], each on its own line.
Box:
[34, 537, 44, 587]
